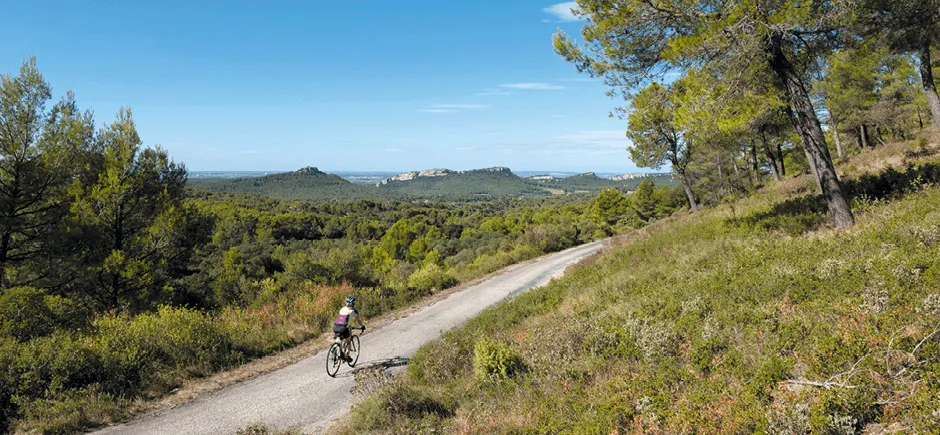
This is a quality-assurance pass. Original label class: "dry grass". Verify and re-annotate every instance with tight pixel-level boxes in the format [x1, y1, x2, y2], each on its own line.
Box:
[343, 133, 940, 434]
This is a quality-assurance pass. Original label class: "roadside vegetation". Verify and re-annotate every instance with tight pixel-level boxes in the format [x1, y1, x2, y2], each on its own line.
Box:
[344, 133, 940, 434]
[0, 59, 685, 433]
[342, 1, 940, 429]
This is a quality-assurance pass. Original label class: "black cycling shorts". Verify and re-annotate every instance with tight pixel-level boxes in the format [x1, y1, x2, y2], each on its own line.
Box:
[333, 324, 350, 339]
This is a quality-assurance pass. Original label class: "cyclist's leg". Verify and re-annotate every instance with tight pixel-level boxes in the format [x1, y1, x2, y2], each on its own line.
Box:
[341, 328, 352, 358]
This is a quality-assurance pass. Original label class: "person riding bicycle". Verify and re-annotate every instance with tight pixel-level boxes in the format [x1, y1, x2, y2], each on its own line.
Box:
[333, 296, 365, 362]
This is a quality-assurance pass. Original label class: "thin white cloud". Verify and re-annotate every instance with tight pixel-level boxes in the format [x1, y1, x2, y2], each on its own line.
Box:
[543, 2, 583, 22]
[500, 83, 564, 90]
[383, 148, 403, 153]
[427, 104, 489, 110]
[556, 130, 626, 144]
[420, 104, 488, 114]
[539, 148, 623, 156]
[477, 88, 512, 96]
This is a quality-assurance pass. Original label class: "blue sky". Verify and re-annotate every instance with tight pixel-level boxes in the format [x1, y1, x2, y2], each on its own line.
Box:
[1, 1, 646, 173]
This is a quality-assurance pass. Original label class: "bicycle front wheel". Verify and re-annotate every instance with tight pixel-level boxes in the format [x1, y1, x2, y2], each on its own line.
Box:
[347, 335, 361, 367]
[326, 343, 343, 377]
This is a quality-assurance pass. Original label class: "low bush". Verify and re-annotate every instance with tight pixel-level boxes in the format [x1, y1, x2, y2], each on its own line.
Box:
[350, 380, 452, 432]
[473, 337, 525, 381]
[406, 263, 457, 294]
[0, 287, 85, 341]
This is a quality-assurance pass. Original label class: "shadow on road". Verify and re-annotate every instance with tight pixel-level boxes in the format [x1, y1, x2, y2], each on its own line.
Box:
[334, 356, 410, 379]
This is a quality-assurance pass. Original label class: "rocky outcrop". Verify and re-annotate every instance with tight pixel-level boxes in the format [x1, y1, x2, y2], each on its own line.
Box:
[379, 167, 513, 185]
[612, 173, 653, 181]
[295, 166, 323, 174]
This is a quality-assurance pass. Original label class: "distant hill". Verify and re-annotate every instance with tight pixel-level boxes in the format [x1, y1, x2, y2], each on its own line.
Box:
[525, 172, 676, 193]
[378, 167, 550, 201]
[188, 167, 676, 202]
[189, 167, 394, 201]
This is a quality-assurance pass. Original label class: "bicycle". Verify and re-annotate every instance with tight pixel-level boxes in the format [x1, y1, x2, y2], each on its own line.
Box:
[326, 327, 364, 377]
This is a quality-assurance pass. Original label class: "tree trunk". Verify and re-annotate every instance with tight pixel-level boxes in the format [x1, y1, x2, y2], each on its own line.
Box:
[919, 43, 940, 132]
[716, 156, 726, 197]
[676, 169, 698, 213]
[918, 109, 924, 129]
[0, 231, 9, 288]
[860, 124, 870, 148]
[112, 210, 124, 311]
[776, 143, 786, 176]
[768, 36, 855, 228]
[760, 128, 782, 182]
[802, 145, 823, 192]
[833, 124, 843, 159]
[750, 138, 760, 180]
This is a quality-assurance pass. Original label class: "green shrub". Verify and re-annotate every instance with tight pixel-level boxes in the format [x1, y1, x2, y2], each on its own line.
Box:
[14, 386, 128, 435]
[0, 339, 20, 430]
[473, 337, 524, 381]
[93, 306, 235, 395]
[748, 356, 791, 402]
[408, 331, 474, 385]
[11, 333, 100, 401]
[0, 287, 84, 341]
[350, 381, 452, 432]
[406, 263, 457, 294]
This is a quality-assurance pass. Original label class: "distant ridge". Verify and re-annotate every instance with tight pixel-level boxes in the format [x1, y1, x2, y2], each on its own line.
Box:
[379, 167, 512, 185]
[526, 172, 676, 192]
[378, 166, 546, 201]
[188, 166, 676, 201]
[188, 166, 394, 201]
[611, 172, 669, 181]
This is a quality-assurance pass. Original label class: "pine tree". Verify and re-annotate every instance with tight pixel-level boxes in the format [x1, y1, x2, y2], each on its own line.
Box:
[69, 108, 191, 311]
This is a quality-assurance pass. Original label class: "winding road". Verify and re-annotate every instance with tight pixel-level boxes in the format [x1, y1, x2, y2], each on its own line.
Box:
[93, 240, 606, 434]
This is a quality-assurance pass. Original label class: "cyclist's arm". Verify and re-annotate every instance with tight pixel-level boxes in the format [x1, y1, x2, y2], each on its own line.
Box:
[350, 310, 366, 329]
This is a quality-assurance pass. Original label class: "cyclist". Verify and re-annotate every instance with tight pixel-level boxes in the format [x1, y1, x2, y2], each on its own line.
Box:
[333, 295, 366, 362]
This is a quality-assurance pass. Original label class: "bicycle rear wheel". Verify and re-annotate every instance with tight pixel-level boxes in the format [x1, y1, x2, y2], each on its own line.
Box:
[347, 335, 361, 367]
[326, 343, 343, 377]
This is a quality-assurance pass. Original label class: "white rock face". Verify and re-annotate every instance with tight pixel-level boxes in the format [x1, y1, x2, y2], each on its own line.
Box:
[612, 173, 652, 181]
[379, 169, 452, 184]
[379, 167, 511, 185]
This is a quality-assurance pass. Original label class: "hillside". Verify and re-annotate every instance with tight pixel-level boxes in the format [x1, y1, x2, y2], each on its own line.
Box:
[188, 167, 394, 201]
[377, 167, 550, 201]
[191, 166, 646, 202]
[343, 137, 940, 433]
[526, 172, 676, 192]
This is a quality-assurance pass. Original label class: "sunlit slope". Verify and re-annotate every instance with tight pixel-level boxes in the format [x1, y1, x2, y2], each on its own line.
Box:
[344, 139, 940, 433]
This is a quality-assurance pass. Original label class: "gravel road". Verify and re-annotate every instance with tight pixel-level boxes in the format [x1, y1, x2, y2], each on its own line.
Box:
[92, 240, 606, 434]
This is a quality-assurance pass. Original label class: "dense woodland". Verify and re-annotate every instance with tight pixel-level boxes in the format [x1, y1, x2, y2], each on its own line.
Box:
[553, 0, 940, 227]
[0, 59, 685, 432]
